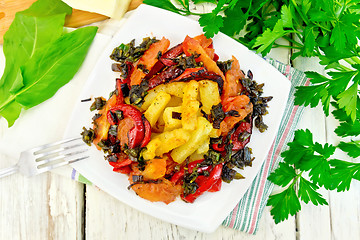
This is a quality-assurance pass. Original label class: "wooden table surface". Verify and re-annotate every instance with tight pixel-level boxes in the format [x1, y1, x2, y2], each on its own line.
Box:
[1, 5, 360, 240]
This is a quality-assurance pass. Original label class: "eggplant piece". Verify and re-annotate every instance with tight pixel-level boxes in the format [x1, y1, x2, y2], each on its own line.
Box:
[148, 66, 184, 89]
[170, 67, 224, 94]
[145, 43, 184, 80]
[160, 43, 183, 67]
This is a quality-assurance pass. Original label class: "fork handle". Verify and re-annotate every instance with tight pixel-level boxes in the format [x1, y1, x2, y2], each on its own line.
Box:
[0, 165, 19, 179]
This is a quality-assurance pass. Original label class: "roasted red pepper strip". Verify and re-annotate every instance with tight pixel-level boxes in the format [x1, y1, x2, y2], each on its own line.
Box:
[109, 158, 133, 168]
[182, 163, 224, 203]
[231, 121, 252, 151]
[107, 104, 145, 148]
[170, 67, 206, 82]
[194, 174, 222, 192]
[170, 67, 224, 94]
[213, 53, 219, 62]
[160, 43, 183, 66]
[170, 159, 211, 184]
[211, 143, 225, 152]
[113, 165, 132, 174]
[145, 61, 165, 80]
[208, 178, 222, 192]
[145, 43, 184, 80]
[170, 169, 184, 184]
[140, 116, 152, 148]
[148, 66, 184, 89]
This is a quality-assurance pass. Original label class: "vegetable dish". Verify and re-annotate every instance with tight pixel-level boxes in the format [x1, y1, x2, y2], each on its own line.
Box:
[81, 34, 272, 204]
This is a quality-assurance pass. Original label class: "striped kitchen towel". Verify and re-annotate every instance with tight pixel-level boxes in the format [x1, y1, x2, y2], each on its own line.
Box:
[71, 59, 309, 234]
[221, 59, 309, 233]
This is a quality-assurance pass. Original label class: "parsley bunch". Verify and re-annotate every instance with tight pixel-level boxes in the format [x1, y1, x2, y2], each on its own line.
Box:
[269, 99, 360, 223]
[143, 0, 360, 223]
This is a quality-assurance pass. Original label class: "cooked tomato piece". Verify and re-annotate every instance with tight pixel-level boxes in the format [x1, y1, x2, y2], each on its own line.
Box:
[130, 177, 182, 204]
[182, 36, 225, 79]
[194, 34, 213, 49]
[117, 117, 135, 148]
[164, 155, 179, 176]
[222, 95, 250, 110]
[93, 114, 110, 149]
[222, 56, 245, 99]
[141, 158, 167, 180]
[93, 94, 119, 148]
[205, 47, 215, 60]
[220, 95, 253, 135]
[130, 37, 170, 86]
[194, 34, 216, 59]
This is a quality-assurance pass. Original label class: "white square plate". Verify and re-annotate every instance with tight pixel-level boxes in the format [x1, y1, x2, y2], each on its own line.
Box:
[64, 4, 291, 233]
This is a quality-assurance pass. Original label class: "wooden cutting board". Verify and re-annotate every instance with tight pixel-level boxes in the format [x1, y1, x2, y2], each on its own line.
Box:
[0, 0, 143, 44]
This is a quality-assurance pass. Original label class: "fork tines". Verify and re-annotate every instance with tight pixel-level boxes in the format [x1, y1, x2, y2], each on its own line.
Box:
[32, 137, 89, 172]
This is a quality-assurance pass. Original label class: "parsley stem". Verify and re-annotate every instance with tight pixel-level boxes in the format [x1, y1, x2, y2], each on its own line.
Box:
[344, 57, 360, 67]
[273, 43, 302, 50]
[290, 0, 310, 25]
[332, 63, 353, 72]
[312, 22, 331, 32]
[282, 35, 303, 47]
[350, 56, 360, 65]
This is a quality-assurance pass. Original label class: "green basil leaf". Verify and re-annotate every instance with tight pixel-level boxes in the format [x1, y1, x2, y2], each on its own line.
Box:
[21, 0, 72, 16]
[0, 101, 23, 127]
[14, 26, 98, 108]
[5, 14, 68, 93]
[0, 0, 72, 126]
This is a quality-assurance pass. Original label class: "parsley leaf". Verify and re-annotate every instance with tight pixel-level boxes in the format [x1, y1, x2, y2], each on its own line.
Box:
[253, 20, 286, 56]
[267, 185, 301, 224]
[298, 176, 328, 205]
[337, 82, 359, 122]
[302, 25, 319, 57]
[338, 141, 360, 158]
[330, 160, 360, 191]
[295, 69, 360, 119]
[332, 99, 360, 137]
[295, 83, 330, 115]
[221, 2, 248, 36]
[268, 162, 297, 187]
[335, 121, 360, 137]
[267, 128, 359, 222]
[199, 13, 224, 38]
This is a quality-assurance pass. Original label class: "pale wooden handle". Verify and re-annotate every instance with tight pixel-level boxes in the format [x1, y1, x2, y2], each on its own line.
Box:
[0, 164, 19, 179]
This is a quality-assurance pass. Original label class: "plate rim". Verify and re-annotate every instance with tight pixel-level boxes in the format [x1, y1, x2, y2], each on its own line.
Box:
[64, 4, 291, 233]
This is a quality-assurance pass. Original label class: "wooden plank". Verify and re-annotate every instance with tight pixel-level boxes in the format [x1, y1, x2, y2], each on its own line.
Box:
[326, 111, 360, 239]
[292, 57, 332, 240]
[328, 182, 360, 239]
[0, 156, 50, 239]
[47, 175, 85, 239]
[294, 106, 332, 240]
[85, 184, 296, 239]
[0, 153, 84, 239]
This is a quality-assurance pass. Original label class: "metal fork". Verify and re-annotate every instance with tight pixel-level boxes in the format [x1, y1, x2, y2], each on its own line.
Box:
[0, 137, 89, 179]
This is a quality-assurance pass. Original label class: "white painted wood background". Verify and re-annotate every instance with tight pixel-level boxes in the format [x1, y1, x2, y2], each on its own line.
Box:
[1, 4, 360, 240]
